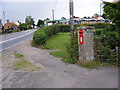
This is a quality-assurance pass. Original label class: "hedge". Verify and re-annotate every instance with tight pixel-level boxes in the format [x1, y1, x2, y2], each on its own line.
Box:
[33, 24, 70, 46]
[33, 23, 111, 46]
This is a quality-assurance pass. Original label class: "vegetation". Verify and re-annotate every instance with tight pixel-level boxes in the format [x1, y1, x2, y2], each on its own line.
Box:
[13, 52, 40, 71]
[19, 23, 28, 30]
[33, 23, 113, 65]
[46, 33, 77, 64]
[33, 24, 80, 64]
[94, 0, 120, 66]
[13, 51, 23, 58]
[79, 60, 101, 69]
[37, 19, 44, 28]
[25, 15, 35, 28]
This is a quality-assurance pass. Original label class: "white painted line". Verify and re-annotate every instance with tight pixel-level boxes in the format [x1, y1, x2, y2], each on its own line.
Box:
[0, 30, 35, 44]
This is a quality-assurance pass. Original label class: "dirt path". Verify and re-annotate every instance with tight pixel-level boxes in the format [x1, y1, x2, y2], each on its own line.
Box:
[2, 40, 118, 88]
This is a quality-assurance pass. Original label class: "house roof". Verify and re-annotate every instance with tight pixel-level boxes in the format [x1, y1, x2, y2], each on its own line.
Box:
[112, 1, 119, 3]
[46, 19, 69, 22]
[4, 22, 18, 29]
[92, 16, 105, 20]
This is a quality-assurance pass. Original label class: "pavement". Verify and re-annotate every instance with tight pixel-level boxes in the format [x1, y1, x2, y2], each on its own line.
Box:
[1, 39, 118, 88]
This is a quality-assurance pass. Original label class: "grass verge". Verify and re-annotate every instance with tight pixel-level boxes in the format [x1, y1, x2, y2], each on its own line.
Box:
[46, 33, 76, 64]
[77, 60, 115, 69]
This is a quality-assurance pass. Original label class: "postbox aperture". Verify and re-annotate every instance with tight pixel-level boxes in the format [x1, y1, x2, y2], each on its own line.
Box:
[79, 30, 84, 44]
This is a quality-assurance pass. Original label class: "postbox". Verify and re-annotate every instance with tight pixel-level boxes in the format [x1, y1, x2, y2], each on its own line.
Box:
[79, 30, 84, 44]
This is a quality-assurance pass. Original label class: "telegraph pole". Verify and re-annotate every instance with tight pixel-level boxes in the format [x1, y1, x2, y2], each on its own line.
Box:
[52, 10, 54, 24]
[3, 11, 5, 25]
[69, 0, 74, 58]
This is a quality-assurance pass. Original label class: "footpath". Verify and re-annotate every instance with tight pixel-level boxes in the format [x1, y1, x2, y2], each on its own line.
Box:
[2, 39, 118, 88]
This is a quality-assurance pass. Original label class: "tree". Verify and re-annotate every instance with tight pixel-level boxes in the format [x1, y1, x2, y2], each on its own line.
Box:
[102, 0, 120, 49]
[25, 15, 35, 28]
[37, 19, 44, 28]
[83, 16, 87, 18]
[61, 17, 66, 19]
[92, 13, 100, 18]
[44, 18, 50, 21]
[19, 23, 28, 30]
[74, 16, 79, 18]
[103, 1, 120, 29]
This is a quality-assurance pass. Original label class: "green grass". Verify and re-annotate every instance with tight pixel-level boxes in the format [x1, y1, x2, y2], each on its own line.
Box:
[49, 50, 69, 58]
[46, 33, 70, 51]
[13, 51, 40, 71]
[46, 33, 76, 64]
[14, 59, 32, 70]
[13, 51, 23, 58]
[77, 60, 116, 69]
[79, 60, 101, 69]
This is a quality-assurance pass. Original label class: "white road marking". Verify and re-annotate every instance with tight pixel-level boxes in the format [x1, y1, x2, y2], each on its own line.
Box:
[0, 30, 35, 44]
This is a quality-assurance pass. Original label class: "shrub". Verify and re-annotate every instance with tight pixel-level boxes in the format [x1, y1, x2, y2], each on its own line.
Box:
[87, 23, 111, 29]
[33, 30, 46, 46]
[59, 25, 70, 32]
[33, 24, 71, 46]
[65, 30, 79, 61]
[62, 58, 77, 64]
[19, 23, 28, 30]
[94, 27, 119, 66]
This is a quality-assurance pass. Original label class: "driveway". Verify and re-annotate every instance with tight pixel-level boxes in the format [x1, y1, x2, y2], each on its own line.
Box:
[2, 40, 118, 88]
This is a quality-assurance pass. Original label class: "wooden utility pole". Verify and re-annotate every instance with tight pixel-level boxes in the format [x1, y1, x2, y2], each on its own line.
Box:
[3, 11, 5, 25]
[52, 10, 54, 24]
[69, 0, 74, 58]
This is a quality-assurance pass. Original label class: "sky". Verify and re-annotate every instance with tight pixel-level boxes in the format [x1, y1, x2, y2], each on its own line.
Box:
[0, 0, 114, 24]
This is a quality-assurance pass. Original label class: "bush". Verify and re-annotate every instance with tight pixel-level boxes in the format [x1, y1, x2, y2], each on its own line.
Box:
[87, 23, 111, 29]
[65, 30, 79, 61]
[28, 25, 33, 29]
[33, 30, 46, 46]
[62, 58, 77, 64]
[33, 24, 71, 46]
[19, 23, 28, 30]
[94, 27, 119, 66]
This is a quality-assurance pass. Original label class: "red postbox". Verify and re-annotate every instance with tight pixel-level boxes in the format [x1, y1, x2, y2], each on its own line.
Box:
[79, 30, 84, 44]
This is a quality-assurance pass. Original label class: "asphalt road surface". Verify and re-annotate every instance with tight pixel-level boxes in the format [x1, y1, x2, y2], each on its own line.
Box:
[0, 29, 36, 51]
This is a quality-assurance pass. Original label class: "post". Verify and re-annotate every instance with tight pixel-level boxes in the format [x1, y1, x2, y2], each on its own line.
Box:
[52, 10, 54, 24]
[78, 26, 95, 61]
[3, 11, 5, 25]
[69, 0, 74, 54]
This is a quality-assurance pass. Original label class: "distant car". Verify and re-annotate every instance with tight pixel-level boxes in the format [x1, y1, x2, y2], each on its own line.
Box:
[34, 27, 38, 30]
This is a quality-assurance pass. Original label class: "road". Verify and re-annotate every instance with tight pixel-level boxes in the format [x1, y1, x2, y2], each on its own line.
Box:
[0, 29, 36, 51]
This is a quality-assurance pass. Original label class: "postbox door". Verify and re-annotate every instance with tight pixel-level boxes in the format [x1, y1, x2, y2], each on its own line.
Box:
[79, 30, 84, 44]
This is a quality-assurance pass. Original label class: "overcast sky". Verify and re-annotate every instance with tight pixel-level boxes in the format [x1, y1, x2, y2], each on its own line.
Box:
[0, 0, 113, 24]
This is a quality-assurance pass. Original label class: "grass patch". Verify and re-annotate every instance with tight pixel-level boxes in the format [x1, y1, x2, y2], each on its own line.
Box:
[13, 51, 23, 58]
[77, 60, 116, 69]
[49, 50, 69, 58]
[46, 33, 76, 64]
[13, 59, 40, 71]
[62, 58, 77, 64]
[46, 33, 70, 50]
[78, 60, 101, 69]
[13, 51, 40, 71]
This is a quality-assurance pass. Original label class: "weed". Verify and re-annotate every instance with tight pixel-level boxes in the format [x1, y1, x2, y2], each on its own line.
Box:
[13, 51, 23, 58]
